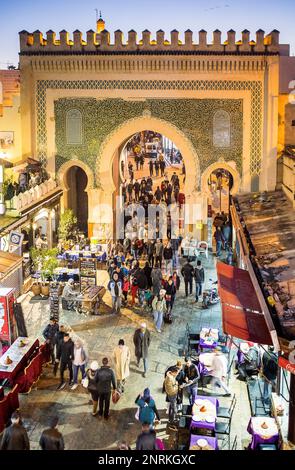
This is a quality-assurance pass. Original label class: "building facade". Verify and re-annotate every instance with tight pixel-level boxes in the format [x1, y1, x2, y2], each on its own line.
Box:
[18, 20, 288, 238]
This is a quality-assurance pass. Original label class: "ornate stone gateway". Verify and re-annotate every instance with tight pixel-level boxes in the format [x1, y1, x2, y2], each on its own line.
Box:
[19, 21, 281, 238]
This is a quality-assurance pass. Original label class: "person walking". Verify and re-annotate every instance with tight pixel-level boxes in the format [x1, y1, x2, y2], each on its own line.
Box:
[164, 276, 177, 321]
[194, 260, 205, 303]
[136, 423, 159, 450]
[262, 346, 278, 405]
[149, 159, 154, 177]
[113, 339, 131, 393]
[147, 240, 155, 268]
[152, 289, 167, 333]
[133, 322, 151, 377]
[164, 368, 179, 427]
[39, 416, 64, 450]
[151, 262, 163, 296]
[86, 361, 100, 416]
[127, 180, 133, 203]
[154, 160, 159, 177]
[143, 261, 153, 289]
[56, 333, 74, 390]
[96, 357, 117, 420]
[163, 241, 173, 275]
[210, 349, 231, 396]
[136, 268, 148, 307]
[135, 388, 160, 427]
[71, 339, 88, 390]
[181, 259, 194, 297]
[154, 239, 163, 268]
[43, 318, 59, 364]
[214, 227, 225, 257]
[0, 411, 30, 450]
[154, 186, 162, 203]
[107, 272, 123, 314]
[133, 179, 140, 202]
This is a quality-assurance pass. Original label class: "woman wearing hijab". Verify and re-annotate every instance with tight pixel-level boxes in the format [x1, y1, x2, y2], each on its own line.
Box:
[135, 388, 161, 427]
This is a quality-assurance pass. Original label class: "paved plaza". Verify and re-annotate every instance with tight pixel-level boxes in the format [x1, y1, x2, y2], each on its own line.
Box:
[17, 255, 252, 450]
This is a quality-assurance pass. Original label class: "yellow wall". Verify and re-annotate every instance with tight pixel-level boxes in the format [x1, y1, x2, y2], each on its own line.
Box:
[0, 94, 22, 164]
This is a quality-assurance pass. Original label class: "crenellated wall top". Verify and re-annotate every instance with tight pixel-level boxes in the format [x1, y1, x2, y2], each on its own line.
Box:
[19, 28, 283, 55]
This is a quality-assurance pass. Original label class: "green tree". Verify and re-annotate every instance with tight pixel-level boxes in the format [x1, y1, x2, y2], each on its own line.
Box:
[58, 209, 77, 240]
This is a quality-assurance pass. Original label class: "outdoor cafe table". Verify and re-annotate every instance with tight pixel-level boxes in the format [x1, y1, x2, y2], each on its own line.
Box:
[199, 328, 219, 351]
[247, 417, 279, 450]
[190, 395, 219, 434]
[0, 337, 39, 383]
[189, 434, 218, 450]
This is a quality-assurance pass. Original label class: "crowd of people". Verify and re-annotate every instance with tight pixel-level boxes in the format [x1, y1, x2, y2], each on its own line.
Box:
[105, 239, 208, 333]
[122, 171, 185, 207]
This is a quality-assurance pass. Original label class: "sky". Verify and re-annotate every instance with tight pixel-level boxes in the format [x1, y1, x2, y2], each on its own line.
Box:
[0, 0, 294, 67]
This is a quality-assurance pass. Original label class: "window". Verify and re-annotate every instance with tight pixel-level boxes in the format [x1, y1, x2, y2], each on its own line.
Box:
[213, 110, 231, 148]
[291, 120, 295, 127]
[66, 109, 82, 144]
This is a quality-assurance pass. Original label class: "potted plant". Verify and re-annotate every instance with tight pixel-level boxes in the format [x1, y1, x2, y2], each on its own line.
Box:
[40, 248, 59, 296]
[30, 247, 59, 296]
[30, 247, 43, 296]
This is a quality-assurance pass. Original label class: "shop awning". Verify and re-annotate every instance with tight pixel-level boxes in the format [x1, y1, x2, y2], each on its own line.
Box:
[0, 250, 22, 279]
[217, 262, 273, 345]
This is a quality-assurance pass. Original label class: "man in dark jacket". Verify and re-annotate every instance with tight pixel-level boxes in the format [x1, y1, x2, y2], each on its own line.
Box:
[133, 180, 140, 202]
[147, 240, 155, 268]
[194, 260, 205, 302]
[136, 268, 148, 306]
[96, 357, 117, 419]
[136, 423, 159, 450]
[262, 346, 278, 405]
[182, 358, 200, 405]
[181, 260, 194, 297]
[56, 333, 74, 390]
[133, 322, 151, 378]
[43, 318, 59, 364]
[39, 416, 64, 450]
[0, 411, 30, 450]
[148, 159, 154, 177]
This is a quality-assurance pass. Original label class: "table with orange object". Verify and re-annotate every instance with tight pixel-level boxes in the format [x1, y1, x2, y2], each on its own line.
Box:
[190, 395, 219, 434]
[0, 337, 39, 384]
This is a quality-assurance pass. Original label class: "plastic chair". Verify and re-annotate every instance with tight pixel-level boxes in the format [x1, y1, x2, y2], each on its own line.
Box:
[197, 241, 208, 259]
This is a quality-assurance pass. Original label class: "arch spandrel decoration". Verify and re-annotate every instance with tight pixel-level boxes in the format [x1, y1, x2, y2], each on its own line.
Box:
[37, 79, 262, 176]
[96, 115, 200, 195]
[213, 110, 231, 148]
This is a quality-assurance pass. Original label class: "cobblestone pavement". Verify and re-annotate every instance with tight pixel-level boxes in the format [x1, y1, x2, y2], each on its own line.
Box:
[17, 254, 252, 450]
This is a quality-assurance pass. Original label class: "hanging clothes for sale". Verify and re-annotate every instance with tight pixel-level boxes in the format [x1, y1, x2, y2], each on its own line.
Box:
[49, 282, 60, 322]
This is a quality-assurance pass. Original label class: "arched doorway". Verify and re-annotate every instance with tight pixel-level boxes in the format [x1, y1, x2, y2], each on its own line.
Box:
[65, 166, 88, 234]
[114, 129, 186, 240]
[201, 162, 240, 252]
[96, 116, 200, 240]
[58, 160, 94, 237]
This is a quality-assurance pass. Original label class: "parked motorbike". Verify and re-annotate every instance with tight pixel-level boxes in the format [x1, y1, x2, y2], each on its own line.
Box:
[202, 279, 220, 308]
